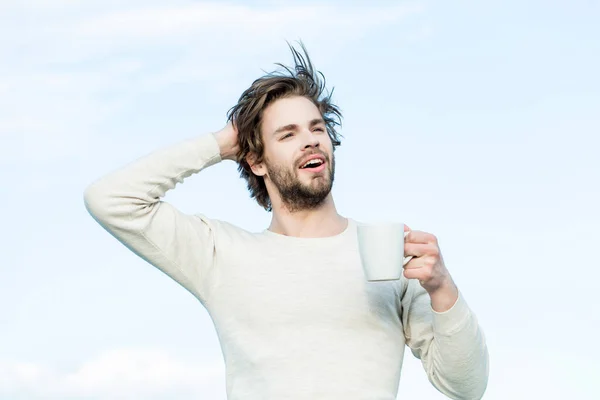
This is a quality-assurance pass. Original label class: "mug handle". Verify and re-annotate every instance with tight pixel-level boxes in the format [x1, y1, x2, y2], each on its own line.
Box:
[403, 230, 413, 266]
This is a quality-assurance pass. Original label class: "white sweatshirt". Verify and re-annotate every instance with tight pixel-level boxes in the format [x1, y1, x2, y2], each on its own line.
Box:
[83, 132, 489, 400]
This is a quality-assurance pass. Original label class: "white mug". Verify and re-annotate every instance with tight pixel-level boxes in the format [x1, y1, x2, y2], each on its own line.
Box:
[356, 222, 413, 281]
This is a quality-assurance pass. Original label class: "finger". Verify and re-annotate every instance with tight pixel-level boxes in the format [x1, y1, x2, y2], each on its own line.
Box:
[404, 242, 430, 258]
[405, 230, 437, 244]
[404, 224, 411, 233]
[403, 267, 426, 281]
[403, 256, 426, 270]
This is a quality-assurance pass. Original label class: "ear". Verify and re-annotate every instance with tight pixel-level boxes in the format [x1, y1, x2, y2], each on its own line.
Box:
[246, 152, 267, 177]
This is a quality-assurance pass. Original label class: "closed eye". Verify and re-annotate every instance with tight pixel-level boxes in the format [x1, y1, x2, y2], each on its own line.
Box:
[281, 133, 293, 140]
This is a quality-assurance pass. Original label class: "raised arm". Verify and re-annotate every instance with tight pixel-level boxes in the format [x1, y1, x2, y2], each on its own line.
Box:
[401, 280, 489, 399]
[83, 124, 239, 305]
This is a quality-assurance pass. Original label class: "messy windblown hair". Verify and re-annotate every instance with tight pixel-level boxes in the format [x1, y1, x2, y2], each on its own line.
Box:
[226, 41, 343, 212]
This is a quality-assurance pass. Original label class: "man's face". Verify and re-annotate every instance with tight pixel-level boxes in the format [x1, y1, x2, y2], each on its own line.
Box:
[254, 96, 335, 212]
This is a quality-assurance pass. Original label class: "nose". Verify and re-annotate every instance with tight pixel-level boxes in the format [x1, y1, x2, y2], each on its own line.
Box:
[301, 129, 320, 149]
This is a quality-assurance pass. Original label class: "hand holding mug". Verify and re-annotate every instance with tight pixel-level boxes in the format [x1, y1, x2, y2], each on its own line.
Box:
[403, 225, 455, 295]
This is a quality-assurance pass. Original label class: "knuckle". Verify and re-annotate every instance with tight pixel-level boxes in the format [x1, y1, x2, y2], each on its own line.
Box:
[422, 269, 433, 281]
[425, 257, 437, 268]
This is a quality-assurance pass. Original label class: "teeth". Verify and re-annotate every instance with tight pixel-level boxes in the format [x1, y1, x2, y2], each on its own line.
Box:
[302, 159, 323, 168]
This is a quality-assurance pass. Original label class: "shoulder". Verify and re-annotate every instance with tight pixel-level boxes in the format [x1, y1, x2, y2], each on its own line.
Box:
[190, 213, 265, 242]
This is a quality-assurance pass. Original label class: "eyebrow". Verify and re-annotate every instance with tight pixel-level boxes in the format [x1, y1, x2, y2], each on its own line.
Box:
[273, 118, 325, 136]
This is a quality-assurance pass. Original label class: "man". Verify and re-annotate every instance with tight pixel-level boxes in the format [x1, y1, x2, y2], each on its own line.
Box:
[84, 43, 489, 399]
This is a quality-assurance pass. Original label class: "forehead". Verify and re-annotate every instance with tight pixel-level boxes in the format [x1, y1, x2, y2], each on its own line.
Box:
[261, 96, 322, 134]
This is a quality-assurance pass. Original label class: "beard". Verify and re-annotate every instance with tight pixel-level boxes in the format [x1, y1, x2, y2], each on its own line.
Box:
[265, 153, 335, 213]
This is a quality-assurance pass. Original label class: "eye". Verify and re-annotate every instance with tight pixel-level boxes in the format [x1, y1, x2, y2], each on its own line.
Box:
[281, 133, 293, 140]
[314, 127, 325, 133]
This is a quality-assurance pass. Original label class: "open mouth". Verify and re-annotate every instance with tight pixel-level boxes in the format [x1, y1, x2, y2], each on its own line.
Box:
[299, 158, 325, 170]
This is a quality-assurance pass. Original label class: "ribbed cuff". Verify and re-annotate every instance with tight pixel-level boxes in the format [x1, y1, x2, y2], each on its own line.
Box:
[431, 291, 471, 336]
[196, 132, 223, 166]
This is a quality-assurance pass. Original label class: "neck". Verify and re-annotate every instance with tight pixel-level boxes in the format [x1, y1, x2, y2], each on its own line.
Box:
[268, 195, 347, 238]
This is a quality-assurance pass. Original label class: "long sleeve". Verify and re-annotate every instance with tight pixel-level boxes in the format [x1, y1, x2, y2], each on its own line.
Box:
[401, 279, 489, 399]
[83, 133, 223, 305]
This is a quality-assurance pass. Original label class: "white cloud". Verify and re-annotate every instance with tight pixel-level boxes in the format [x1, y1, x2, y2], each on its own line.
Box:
[1, 1, 424, 165]
[0, 348, 225, 399]
[75, 3, 421, 40]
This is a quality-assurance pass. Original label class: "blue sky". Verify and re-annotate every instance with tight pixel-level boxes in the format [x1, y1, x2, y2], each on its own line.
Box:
[2, 0, 599, 398]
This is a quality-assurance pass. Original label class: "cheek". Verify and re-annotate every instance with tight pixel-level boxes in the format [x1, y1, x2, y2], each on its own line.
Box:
[321, 135, 334, 151]
[263, 156, 293, 176]
[322, 142, 334, 160]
